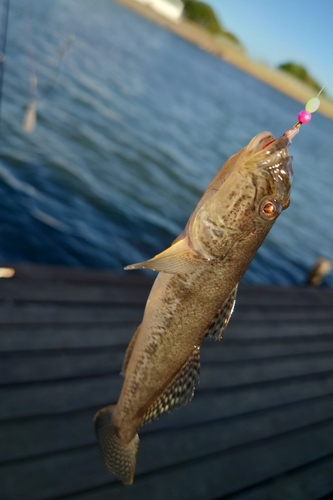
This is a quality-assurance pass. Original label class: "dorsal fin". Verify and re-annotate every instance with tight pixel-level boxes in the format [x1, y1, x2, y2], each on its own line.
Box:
[121, 324, 141, 375]
[140, 347, 201, 428]
[205, 285, 238, 341]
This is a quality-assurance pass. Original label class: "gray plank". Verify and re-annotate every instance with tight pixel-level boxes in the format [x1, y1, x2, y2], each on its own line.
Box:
[226, 322, 333, 339]
[231, 308, 333, 321]
[0, 350, 125, 384]
[2, 265, 333, 309]
[1, 317, 330, 340]
[0, 263, 153, 285]
[2, 418, 333, 500]
[223, 455, 333, 500]
[236, 286, 333, 307]
[147, 373, 333, 431]
[0, 304, 143, 324]
[2, 349, 333, 386]
[0, 446, 108, 500]
[199, 352, 333, 388]
[0, 308, 333, 352]
[202, 338, 333, 362]
[0, 376, 122, 419]
[72, 420, 333, 500]
[0, 305, 332, 329]
[2, 262, 333, 299]
[0, 410, 96, 462]
[138, 398, 333, 476]
[0, 281, 150, 305]
[1, 304, 329, 328]
[0, 325, 136, 352]
[2, 368, 333, 421]
[1, 393, 333, 465]
[1, 326, 333, 354]
[0, 265, 332, 500]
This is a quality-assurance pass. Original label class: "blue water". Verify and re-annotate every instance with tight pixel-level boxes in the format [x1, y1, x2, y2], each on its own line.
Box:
[0, 0, 332, 285]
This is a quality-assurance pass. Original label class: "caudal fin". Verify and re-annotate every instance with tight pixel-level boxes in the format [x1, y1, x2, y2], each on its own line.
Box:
[94, 405, 139, 485]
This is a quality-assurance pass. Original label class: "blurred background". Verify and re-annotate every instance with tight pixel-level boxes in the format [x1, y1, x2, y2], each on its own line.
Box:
[0, 0, 332, 285]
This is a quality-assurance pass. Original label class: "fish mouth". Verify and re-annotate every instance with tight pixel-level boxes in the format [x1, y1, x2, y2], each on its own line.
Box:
[247, 132, 294, 181]
[244, 131, 294, 209]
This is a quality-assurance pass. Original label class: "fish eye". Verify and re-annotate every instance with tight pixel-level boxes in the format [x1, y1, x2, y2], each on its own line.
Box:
[259, 197, 282, 221]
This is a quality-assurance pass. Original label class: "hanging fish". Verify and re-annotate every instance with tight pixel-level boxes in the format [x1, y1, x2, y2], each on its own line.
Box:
[94, 98, 320, 484]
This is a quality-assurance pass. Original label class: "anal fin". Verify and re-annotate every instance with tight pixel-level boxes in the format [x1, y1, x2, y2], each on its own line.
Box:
[140, 347, 200, 427]
[205, 285, 238, 341]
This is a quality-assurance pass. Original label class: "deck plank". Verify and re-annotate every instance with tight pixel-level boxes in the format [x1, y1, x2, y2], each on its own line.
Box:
[0, 264, 333, 499]
[1, 349, 333, 386]
[220, 455, 333, 500]
[3, 419, 332, 500]
[1, 394, 333, 464]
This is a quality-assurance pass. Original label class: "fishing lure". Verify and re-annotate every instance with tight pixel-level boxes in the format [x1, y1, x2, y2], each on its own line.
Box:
[282, 88, 322, 142]
[296, 88, 322, 125]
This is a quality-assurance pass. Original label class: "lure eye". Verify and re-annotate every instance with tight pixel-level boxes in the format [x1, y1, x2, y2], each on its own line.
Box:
[259, 197, 282, 221]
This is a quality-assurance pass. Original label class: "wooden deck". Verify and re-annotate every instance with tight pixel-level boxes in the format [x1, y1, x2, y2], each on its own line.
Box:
[1, 264, 333, 500]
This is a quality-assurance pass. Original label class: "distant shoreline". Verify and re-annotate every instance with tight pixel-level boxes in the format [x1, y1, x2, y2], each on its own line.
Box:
[112, 0, 333, 120]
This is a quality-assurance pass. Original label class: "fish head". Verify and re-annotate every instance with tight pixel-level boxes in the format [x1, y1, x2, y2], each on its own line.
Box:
[241, 131, 293, 213]
[188, 131, 294, 260]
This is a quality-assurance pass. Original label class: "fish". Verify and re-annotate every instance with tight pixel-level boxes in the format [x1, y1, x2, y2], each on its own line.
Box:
[94, 127, 297, 484]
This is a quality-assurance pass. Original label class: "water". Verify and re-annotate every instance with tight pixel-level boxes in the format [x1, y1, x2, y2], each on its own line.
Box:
[0, 0, 332, 286]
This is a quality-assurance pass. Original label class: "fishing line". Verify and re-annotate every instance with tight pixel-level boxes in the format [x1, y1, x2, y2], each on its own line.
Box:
[41, 34, 75, 100]
[23, 36, 75, 133]
[23, 1, 74, 133]
[0, 0, 10, 135]
[22, 0, 37, 133]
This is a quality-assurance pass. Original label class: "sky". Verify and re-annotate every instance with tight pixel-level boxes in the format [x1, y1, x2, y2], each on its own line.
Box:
[206, 0, 333, 95]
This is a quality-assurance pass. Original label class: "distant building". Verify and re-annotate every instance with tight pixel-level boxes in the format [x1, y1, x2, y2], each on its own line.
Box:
[135, 0, 184, 22]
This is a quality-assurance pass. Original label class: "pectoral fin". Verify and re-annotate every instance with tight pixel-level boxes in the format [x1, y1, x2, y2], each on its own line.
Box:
[205, 285, 238, 341]
[125, 238, 207, 274]
[140, 347, 201, 427]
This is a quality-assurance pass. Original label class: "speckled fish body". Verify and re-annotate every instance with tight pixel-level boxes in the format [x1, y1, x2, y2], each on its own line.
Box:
[94, 130, 294, 484]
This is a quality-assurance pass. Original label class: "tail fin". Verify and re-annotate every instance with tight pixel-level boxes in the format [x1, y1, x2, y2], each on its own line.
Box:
[94, 404, 139, 485]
